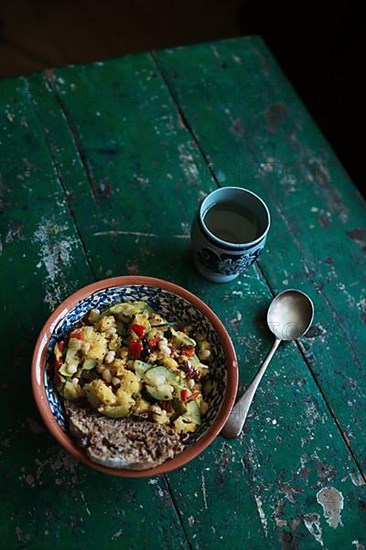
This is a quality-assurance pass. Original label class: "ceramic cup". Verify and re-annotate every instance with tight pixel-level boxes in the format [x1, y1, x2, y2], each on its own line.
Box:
[191, 187, 270, 282]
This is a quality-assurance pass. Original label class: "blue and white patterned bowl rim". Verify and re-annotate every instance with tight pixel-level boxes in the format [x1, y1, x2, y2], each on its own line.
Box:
[45, 285, 228, 447]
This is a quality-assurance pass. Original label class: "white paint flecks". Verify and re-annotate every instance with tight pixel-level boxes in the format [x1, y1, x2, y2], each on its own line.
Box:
[352, 541, 366, 550]
[210, 44, 220, 60]
[201, 472, 208, 509]
[92, 230, 189, 239]
[316, 486, 344, 528]
[304, 400, 326, 426]
[254, 495, 268, 536]
[80, 491, 91, 516]
[303, 513, 324, 546]
[33, 219, 76, 309]
[25, 474, 35, 487]
[112, 528, 123, 540]
[231, 53, 242, 64]
[93, 230, 158, 238]
[188, 515, 195, 526]
[148, 477, 166, 500]
[350, 472, 366, 486]
[177, 143, 199, 182]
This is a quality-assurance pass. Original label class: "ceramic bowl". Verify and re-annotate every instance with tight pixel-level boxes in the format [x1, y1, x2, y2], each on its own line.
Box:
[32, 276, 238, 477]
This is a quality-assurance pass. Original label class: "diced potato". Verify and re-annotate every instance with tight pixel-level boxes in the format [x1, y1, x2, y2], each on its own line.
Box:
[118, 371, 140, 395]
[82, 326, 108, 361]
[114, 389, 135, 415]
[97, 315, 116, 332]
[119, 347, 129, 359]
[109, 358, 127, 377]
[134, 313, 150, 329]
[63, 381, 84, 401]
[108, 333, 121, 351]
[85, 379, 117, 408]
[54, 342, 63, 361]
[133, 398, 150, 414]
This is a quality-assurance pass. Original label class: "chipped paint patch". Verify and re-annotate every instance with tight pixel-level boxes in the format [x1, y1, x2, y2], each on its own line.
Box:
[279, 483, 298, 503]
[273, 499, 287, 527]
[303, 513, 323, 546]
[316, 486, 344, 528]
[33, 218, 77, 309]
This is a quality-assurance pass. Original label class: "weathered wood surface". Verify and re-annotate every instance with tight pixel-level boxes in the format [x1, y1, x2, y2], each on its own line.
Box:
[1, 36, 365, 549]
[154, 37, 366, 465]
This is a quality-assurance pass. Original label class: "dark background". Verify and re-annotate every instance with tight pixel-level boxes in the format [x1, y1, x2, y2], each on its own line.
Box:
[0, 0, 363, 192]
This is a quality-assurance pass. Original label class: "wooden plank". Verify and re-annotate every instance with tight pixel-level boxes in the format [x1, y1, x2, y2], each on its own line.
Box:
[27, 57, 217, 283]
[25, 50, 366, 548]
[0, 77, 189, 550]
[154, 37, 366, 472]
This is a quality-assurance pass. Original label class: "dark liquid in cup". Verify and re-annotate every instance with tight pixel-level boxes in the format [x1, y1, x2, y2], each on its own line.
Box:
[204, 201, 259, 244]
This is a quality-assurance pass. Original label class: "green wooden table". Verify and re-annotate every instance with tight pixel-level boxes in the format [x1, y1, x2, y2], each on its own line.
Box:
[1, 36, 365, 549]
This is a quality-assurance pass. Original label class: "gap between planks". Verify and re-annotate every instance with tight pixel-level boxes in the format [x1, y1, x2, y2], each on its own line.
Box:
[43, 69, 100, 201]
[150, 49, 366, 483]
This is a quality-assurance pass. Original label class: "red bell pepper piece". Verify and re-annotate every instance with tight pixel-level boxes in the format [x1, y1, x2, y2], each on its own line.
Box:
[129, 340, 143, 358]
[129, 323, 145, 339]
[148, 336, 160, 350]
[70, 331, 84, 340]
[183, 347, 195, 357]
[58, 340, 65, 353]
[159, 402, 174, 413]
[188, 390, 201, 402]
[180, 389, 189, 403]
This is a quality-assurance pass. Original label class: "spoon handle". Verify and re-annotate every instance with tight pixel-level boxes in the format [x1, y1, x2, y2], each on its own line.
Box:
[221, 338, 282, 438]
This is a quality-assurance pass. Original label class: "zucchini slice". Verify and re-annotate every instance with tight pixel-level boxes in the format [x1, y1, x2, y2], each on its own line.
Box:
[145, 384, 174, 401]
[144, 366, 180, 387]
[107, 301, 153, 318]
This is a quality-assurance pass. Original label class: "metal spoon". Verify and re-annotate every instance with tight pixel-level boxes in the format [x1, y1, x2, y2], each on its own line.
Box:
[222, 289, 314, 438]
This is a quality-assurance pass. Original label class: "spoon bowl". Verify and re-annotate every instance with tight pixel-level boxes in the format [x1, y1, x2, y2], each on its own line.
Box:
[222, 289, 314, 438]
[267, 289, 314, 341]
